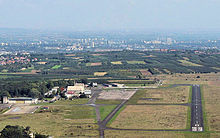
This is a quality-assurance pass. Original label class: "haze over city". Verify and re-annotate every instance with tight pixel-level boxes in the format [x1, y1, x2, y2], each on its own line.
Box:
[0, 0, 220, 31]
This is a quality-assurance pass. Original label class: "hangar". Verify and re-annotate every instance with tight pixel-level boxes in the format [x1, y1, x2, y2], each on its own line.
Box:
[2, 97, 38, 104]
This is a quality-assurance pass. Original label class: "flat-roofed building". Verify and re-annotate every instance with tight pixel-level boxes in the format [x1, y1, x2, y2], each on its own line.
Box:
[65, 83, 85, 98]
[3, 97, 38, 104]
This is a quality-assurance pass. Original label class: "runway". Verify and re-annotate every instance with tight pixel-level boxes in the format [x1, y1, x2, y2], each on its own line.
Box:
[191, 85, 204, 132]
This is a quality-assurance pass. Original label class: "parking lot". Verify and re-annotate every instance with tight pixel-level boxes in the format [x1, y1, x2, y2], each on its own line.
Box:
[98, 89, 136, 100]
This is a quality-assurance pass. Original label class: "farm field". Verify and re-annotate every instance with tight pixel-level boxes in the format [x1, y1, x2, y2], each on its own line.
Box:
[178, 60, 202, 66]
[86, 62, 102, 66]
[126, 60, 146, 64]
[51, 65, 61, 69]
[94, 72, 107, 76]
[111, 61, 122, 65]
[110, 105, 188, 129]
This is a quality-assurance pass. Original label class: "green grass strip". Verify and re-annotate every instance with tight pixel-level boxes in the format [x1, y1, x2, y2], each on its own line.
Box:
[186, 86, 192, 129]
[107, 105, 126, 127]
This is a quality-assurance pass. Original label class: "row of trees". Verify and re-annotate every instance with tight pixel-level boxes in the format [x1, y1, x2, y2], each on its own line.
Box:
[0, 79, 84, 99]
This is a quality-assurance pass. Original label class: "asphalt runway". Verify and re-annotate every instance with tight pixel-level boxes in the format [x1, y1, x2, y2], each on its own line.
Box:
[191, 85, 204, 132]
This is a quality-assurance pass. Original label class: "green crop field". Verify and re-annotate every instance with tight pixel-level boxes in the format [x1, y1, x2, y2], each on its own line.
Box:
[51, 65, 61, 69]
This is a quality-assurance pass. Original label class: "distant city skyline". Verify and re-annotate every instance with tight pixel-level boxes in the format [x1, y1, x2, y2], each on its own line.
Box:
[1, 0, 220, 31]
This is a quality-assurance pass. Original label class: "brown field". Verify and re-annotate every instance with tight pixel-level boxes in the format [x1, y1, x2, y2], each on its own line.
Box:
[140, 69, 152, 76]
[110, 105, 188, 129]
[178, 60, 202, 67]
[151, 73, 220, 132]
[87, 62, 102, 66]
[36, 62, 47, 65]
[211, 67, 220, 70]
[91, 54, 106, 56]
[105, 130, 185, 138]
[105, 130, 211, 138]
[94, 72, 107, 76]
[15, 70, 40, 75]
[210, 132, 220, 138]
[163, 69, 170, 74]
[63, 67, 70, 70]
[111, 61, 122, 65]
[154, 68, 163, 74]
[71, 57, 83, 60]
[127, 61, 146, 64]
[204, 81, 220, 131]
[183, 57, 190, 60]
[137, 86, 190, 104]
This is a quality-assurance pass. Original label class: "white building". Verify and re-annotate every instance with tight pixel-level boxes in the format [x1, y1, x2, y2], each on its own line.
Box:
[65, 83, 85, 98]
[3, 97, 38, 104]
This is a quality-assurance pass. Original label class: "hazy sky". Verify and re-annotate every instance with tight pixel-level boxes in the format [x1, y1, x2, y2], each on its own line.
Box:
[0, 0, 220, 31]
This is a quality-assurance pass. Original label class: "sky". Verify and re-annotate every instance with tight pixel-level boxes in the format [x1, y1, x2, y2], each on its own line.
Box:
[0, 0, 220, 31]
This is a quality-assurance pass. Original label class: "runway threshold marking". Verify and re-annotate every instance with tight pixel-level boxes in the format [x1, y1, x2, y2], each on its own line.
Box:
[191, 85, 204, 132]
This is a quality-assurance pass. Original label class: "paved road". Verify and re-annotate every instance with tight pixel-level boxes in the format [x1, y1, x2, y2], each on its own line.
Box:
[87, 88, 102, 104]
[191, 85, 204, 132]
[92, 83, 201, 137]
[98, 100, 127, 138]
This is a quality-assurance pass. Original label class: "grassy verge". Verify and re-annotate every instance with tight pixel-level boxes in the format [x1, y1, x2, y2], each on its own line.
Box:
[0, 108, 9, 114]
[107, 105, 126, 127]
[200, 85, 209, 132]
[95, 99, 122, 105]
[99, 105, 117, 121]
[125, 84, 147, 87]
[158, 84, 172, 88]
[126, 89, 145, 105]
[33, 99, 89, 106]
[186, 86, 192, 129]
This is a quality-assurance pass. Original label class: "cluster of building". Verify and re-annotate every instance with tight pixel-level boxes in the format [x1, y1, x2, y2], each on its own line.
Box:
[0, 56, 30, 66]
[0, 83, 93, 105]
[65, 83, 92, 98]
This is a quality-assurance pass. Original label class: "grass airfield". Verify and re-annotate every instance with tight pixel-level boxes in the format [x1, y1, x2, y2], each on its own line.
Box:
[0, 73, 220, 137]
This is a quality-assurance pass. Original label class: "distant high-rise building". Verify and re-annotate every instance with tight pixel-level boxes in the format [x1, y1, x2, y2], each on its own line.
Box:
[167, 38, 173, 45]
[92, 42, 95, 48]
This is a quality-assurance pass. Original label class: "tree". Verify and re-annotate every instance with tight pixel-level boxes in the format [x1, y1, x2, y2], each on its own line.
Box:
[0, 125, 30, 138]
[0, 90, 10, 98]
[35, 133, 49, 138]
[0, 125, 49, 138]
[29, 88, 41, 98]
